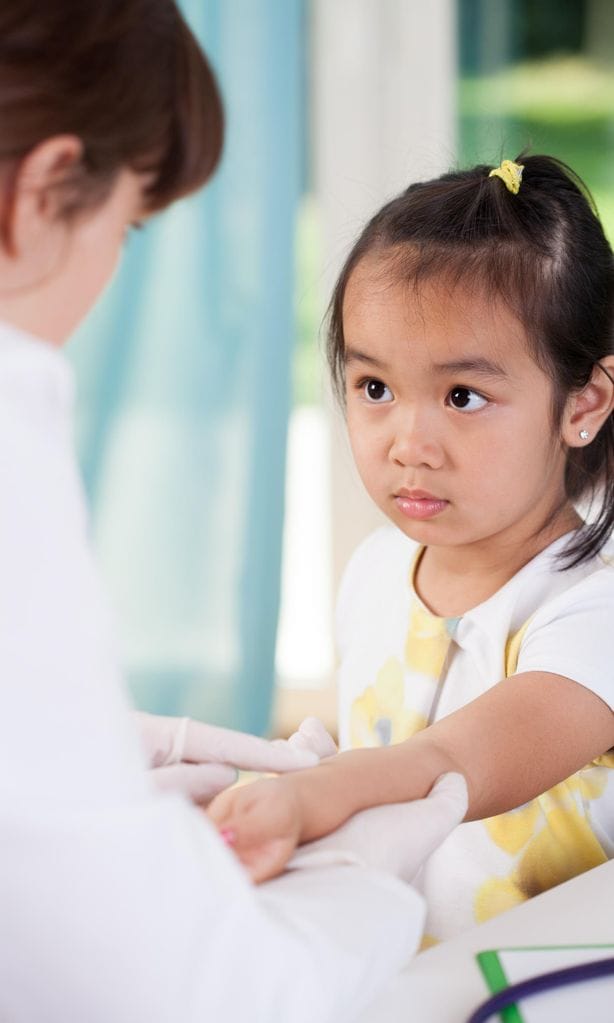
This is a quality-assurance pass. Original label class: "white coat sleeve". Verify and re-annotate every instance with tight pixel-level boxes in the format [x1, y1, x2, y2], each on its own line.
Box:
[0, 331, 423, 1023]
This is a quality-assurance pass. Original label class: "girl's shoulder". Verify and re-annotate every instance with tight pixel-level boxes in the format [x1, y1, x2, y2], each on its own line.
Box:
[336, 526, 419, 641]
[513, 548, 614, 707]
[487, 531, 614, 634]
[596, 540, 614, 571]
[339, 525, 419, 592]
[526, 546, 614, 627]
[346, 523, 418, 562]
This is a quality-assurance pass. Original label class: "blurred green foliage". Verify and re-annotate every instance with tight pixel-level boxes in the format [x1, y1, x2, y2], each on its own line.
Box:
[460, 0, 585, 73]
[460, 56, 614, 239]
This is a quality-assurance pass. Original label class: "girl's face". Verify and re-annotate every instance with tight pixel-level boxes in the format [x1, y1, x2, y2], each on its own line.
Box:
[342, 262, 572, 557]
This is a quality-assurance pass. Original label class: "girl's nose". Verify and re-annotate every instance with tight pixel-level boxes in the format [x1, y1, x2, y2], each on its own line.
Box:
[388, 418, 444, 470]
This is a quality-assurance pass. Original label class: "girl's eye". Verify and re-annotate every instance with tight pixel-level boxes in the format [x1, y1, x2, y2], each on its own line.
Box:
[447, 386, 488, 412]
[362, 379, 393, 403]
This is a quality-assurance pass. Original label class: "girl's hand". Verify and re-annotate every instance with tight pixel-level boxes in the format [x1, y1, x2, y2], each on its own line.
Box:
[207, 775, 304, 882]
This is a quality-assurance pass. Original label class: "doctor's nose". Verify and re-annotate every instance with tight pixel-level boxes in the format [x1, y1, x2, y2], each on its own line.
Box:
[388, 418, 444, 470]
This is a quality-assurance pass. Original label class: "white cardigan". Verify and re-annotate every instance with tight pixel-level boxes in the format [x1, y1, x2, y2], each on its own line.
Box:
[0, 321, 423, 1023]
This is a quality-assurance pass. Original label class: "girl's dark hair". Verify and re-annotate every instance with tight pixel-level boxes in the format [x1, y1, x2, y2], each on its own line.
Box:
[327, 153, 614, 567]
[0, 0, 223, 217]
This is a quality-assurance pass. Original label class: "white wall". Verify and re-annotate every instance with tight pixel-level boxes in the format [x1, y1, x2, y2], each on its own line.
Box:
[312, 0, 458, 590]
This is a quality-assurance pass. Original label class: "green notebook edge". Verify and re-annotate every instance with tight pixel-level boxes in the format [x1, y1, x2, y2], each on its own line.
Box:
[476, 950, 525, 1023]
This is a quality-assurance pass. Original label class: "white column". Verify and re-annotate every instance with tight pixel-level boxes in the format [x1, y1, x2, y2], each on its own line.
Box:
[312, 0, 458, 591]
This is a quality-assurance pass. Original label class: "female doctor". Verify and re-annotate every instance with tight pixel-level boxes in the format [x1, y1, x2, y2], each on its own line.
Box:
[0, 4, 467, 1021]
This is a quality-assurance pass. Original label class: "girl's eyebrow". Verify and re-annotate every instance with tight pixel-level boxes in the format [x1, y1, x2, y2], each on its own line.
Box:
[344, 347, 389, 370]
[344, 348, 508, 379]
[432, 357, 508, 379]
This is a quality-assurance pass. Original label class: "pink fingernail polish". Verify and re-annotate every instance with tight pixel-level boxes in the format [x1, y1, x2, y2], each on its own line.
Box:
[220, 828, 237, 846]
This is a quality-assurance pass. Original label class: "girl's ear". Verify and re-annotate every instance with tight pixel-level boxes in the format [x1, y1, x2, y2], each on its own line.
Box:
[1, 135, 83, 257]
[561, 356, 614, 447]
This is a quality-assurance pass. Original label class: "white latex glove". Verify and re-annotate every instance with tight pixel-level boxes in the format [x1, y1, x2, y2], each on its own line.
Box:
[288, 772, 468, 884]
[136, 712, 319, 805]
[279, 716, 338, 760]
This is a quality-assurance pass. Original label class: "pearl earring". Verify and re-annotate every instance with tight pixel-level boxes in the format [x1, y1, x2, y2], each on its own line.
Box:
[579, 429, 590, 440]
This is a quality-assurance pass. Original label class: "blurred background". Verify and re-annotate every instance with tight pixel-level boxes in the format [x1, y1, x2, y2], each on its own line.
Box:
[68, 0, 614, 740]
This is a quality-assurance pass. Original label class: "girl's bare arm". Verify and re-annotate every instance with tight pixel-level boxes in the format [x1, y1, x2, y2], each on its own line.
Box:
[208, 672, 614, 881]
[291, 671, 614, 845]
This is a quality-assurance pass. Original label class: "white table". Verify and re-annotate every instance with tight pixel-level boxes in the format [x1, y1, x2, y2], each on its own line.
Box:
[358, 860, 614, 1022]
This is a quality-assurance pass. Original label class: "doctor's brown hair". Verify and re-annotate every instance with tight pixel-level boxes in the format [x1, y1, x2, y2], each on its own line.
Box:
[327, 154, 614, 567]
[0, 0, 223, 218]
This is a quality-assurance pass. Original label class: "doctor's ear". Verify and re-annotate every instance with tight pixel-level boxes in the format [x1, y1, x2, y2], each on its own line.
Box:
[1, 135, 84, 257]
[561, 357, 614, 447]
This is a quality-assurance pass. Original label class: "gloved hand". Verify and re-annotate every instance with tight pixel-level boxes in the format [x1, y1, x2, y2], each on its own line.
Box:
[277, 716, 338, 760]
[136, 711, 320, 805]
[287, 772, 468, 884]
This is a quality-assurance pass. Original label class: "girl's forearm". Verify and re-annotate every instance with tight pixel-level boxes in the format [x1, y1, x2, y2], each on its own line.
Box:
[293, 670, 614, 846]
[293, 731, 463, 844]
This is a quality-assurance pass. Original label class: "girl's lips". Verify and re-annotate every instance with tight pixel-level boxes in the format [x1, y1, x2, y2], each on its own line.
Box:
[394, 494, 449, 520]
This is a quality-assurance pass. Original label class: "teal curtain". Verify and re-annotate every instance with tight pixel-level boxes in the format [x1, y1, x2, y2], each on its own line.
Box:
[67, 0, 304, 735]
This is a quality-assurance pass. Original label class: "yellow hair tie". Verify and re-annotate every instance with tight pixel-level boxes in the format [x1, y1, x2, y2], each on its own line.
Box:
[488, 159, 524, 195]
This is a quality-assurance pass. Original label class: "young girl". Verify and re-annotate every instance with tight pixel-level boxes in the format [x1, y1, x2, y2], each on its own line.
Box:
[209, 154, 614, 942]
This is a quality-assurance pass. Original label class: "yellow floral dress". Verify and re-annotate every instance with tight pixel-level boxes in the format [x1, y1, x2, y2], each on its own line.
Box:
[336, 527, 614, 941]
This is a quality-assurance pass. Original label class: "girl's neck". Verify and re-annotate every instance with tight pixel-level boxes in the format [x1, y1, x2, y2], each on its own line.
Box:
[414, 504, 583, 618]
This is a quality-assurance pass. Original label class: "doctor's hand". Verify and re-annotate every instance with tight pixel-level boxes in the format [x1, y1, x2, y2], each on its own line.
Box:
[136, 712, 320, 806]
[288, 772, 468, 884]
[275, 716, 338, 760]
